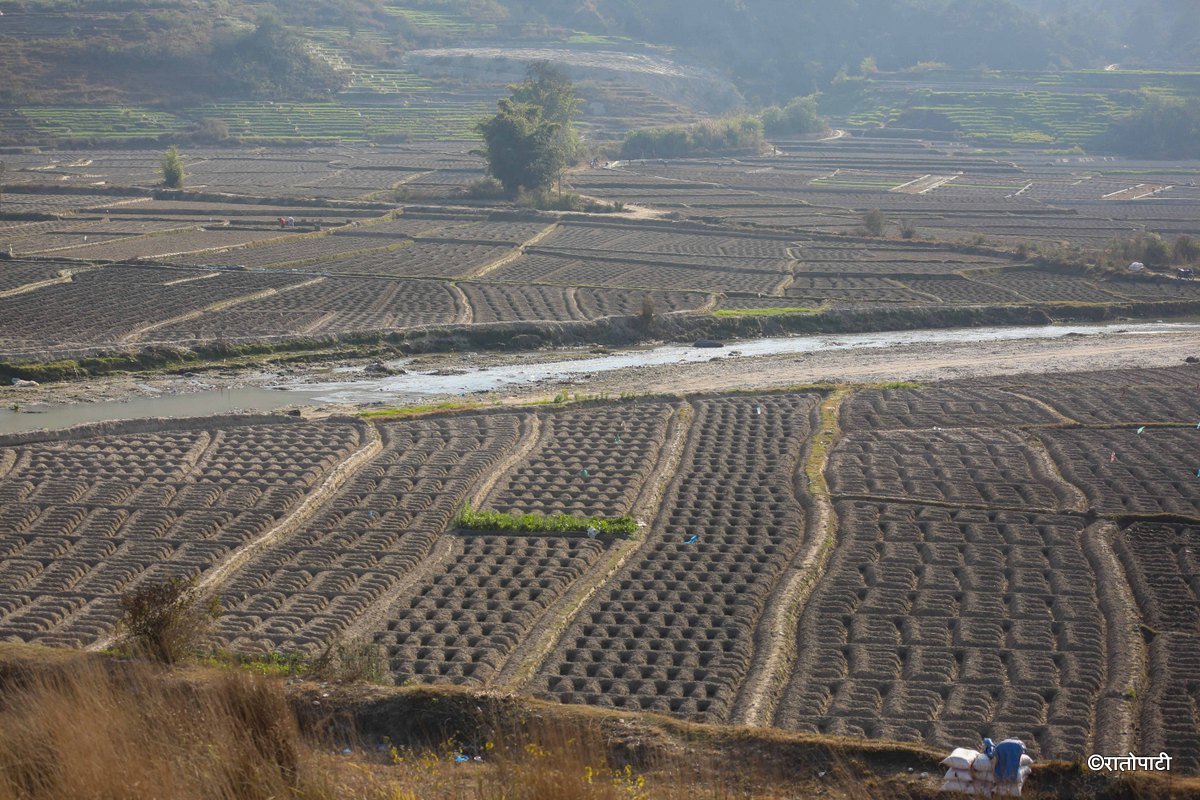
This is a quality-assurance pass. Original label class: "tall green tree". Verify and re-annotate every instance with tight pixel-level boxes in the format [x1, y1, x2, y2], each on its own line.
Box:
[510, 62, 581, 151]
[477, 99, 568, 193]
[478, 63, 580, 193]
[160, 146, 184, 189]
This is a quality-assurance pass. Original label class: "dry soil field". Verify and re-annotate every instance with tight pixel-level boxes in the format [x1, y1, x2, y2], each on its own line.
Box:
[2, 365, 1199, 769]
[4, 140, 1200, 367]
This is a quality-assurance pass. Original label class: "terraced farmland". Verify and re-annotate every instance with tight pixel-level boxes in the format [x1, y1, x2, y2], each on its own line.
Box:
[1, 367, 1199, 768]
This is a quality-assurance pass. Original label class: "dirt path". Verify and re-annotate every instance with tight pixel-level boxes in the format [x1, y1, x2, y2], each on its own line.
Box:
[449, 283, 474, 325]
[491, 402, 695, 691]
[733, 388, 849, 726]
[1082, 521, 1144, 756]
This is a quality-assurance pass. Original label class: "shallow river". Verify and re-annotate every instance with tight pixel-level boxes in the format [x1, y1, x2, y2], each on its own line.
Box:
[2, 320, 1197, 435]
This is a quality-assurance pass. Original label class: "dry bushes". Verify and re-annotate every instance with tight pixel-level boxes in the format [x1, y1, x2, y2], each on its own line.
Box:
[0, 656, 326, 800]
[117, 575, 221, 663]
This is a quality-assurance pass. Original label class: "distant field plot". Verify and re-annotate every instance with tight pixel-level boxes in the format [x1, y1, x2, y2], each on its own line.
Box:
[829, 429, 1071, 511]
[575, 287, 709, 317]
[169, 231, 406, 269]
[784, 276, 929, 304]
[461, 283, 707, 323]
[217, 413, 524, 653]
[1024, 386, 1200, 425]
[190, 102, 490, 142]
[492, 252, 785, 294]
[1039, 428, 1200, 517]
[540, 223, 794, 261]
[484, 401, 675, 518]
[0, 266, 306, 356]
[0, 417, 365, 648]
[15, 107, 185, 140]
[0, 261, 74, 294]
[1102, 278, 1200, 301]
[319, 241, 513, 278]
[67, 228, 289, 262]
[900, 276, 1026, 304]
[8, 220, 198, 257]
[970, 271, 1126, 304]
[530, 393, 816, 720]
[841, 387, 1060, 431]
[774, 501, 1105, 759]
[149, 276, 460, 341]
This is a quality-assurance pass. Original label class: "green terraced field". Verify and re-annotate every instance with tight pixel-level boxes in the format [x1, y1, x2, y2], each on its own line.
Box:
[195, 101, 488, 141]
[828, 69, 1200, 146]
[383, 6, 495, 36]
[16, 107, 185, 139]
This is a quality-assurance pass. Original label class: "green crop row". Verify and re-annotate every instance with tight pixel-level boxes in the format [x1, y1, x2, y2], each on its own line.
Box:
[455, 504, 638, 537]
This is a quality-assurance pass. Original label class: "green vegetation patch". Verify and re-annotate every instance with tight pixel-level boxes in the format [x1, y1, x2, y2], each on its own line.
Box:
[713, 306, 820, 317]
[455, 504, 638, 538]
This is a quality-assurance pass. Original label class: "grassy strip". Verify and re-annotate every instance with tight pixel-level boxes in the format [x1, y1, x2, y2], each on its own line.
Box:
[712, 306, 819, 317]
[360, 401, 483, 419]
[455, 504, 638, 538]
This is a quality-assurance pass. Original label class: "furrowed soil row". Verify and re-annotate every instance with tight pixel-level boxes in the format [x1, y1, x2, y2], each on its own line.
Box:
[1080, 521, 1142, 757]
[526, 393, 816, 721]
[122, 277, 327, 343]
[732, 387, 849, 726]
[1110, 522, 1200, 771]
[482, 401, 677, 518]
[214, 413, 526, 654]
[0, 417, 366, 649]
[495, 402, 695, 691]
[773, 500, 1108, 760]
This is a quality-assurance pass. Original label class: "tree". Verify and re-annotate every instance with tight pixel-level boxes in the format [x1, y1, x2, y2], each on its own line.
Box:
[478, 64, 580, 194]
[160, 145, 184, 188]
[477, 99, 568, 193]
[862, 209, 888, 236]
[761, 95, 827, 136]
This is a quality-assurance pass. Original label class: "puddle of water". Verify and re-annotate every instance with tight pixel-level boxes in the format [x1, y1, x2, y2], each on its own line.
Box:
[298, 321, 1200, 404]
[1, 320, 1197, 435]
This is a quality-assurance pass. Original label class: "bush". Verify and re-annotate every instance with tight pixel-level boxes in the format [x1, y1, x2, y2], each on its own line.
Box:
[463, 177, 506, 199]
[160, 145, 184, 189]
[118, 575, 221, 663]
[311, 638, 390, 684]
[621, 115, 765, 159]
[861, 209, 888, 236]
[760, 95, 826, 136]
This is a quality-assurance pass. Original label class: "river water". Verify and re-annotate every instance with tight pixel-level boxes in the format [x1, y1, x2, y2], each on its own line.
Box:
[2, 320, 1197, 435]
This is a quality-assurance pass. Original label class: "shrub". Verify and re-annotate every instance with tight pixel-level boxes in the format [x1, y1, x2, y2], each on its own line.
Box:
[160, 145, 184, 189]
[311, 638, 390, 684]
[862, 209, 888, 236]
[118, 575, 221, 663]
